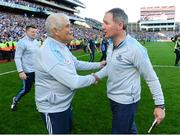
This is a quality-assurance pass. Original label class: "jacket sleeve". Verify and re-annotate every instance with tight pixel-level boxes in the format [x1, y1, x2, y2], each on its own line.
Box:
[15, 41, 25, 72]
[95, 66, 108, 79]
[131, 47, 164, 105]
[72, 55, 101, 70]
[48, 63, 96, 90]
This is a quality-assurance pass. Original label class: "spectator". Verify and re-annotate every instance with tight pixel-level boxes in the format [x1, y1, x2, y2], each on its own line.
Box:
[87, 35, 99, 62]
[174, 34, 180, 66]
[99, 35, 108, 61]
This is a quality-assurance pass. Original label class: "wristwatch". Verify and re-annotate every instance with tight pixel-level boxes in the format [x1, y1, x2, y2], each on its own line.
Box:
[155, 105, 165, 110]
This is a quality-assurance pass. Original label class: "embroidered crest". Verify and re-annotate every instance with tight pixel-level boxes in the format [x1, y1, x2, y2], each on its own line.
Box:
[116, 55, 123, 61]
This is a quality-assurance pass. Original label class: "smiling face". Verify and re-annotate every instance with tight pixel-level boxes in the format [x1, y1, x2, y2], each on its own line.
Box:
[54, 18, 74, 43]
[45, 13, 74, 44]
[102, 12, 124, 39]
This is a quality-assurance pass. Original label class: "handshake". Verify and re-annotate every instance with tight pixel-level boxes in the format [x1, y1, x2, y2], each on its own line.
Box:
[92, 60, 106, 84]
[100, 60, 106, 68]
[92, 73, 100, 84]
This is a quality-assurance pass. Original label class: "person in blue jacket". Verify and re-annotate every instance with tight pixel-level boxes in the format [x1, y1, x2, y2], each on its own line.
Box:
[95, 8, 165, 134]
[11, 25, 39, 111]
[35, 13, 105, 134]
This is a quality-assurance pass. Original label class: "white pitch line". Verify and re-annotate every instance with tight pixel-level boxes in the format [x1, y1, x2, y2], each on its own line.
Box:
[0, 65, 178, 76]
[0, 70, 16, 76]
[0, 53, 90, 76]
[0, 53, 179, 76]
[153, 65, 179, 68]
[76, 54, 89, 58]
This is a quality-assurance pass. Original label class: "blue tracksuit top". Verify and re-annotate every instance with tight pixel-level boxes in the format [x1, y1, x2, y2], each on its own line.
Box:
[95, 34, 164, 105]
[15, 35, 39, 73]
[35, 37, 101, 113]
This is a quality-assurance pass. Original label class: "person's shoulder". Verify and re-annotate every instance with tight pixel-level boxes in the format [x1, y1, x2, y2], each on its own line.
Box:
[126, 35, 147, 54]
[33, 39, 40, 45]
[16, 36, 26, 46]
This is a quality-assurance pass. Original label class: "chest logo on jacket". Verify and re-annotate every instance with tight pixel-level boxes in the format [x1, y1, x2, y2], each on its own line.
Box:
[116, 55, 123, 62]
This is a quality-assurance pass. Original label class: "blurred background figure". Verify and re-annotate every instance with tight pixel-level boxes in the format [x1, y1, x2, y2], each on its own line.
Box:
[87, 35, 99, 62]
[174, 34, 180, 66]
[99, 35, 109, 61]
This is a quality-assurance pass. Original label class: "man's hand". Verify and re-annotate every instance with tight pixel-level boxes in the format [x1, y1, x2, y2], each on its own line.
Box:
[92, 73, 100, 84]
[19, 72, 27, 80]
[100, 60, 106, 68]
[153, 107, 165, 125]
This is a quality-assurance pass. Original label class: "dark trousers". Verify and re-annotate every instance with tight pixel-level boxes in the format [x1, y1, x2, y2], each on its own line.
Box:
[175, 50, 180, 65]
[40, 107, 73, 134]
[15, 72, 35, 102]
[109, 99, 139, 134]
[89, 51, 95, 62]
[83, 46, 87, 53]
[99, 51, 107, 61]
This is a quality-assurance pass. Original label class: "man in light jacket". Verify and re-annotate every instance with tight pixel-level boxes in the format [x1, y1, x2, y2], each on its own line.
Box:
[95, 8, 165, 134]
[35, 13, 105, 134]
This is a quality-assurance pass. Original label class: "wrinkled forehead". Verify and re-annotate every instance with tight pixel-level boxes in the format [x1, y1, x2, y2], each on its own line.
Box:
[104, 13, 113, 20]
[103, 13, 114, 24]
[58, 16, 70, 26]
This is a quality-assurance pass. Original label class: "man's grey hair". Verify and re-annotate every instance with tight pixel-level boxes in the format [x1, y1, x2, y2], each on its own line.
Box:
[106, 8, 128, 30]
[45, 13, 69, 37]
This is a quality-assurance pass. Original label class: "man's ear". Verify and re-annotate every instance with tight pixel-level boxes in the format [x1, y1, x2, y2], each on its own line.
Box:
[52, 28, 58, 36]
[118, 22, 124, 31]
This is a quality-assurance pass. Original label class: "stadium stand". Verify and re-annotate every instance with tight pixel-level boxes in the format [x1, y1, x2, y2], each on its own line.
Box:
[127, 6, 179, 42]
[0, 1, 179, 61]
[0, 0, 103, 61]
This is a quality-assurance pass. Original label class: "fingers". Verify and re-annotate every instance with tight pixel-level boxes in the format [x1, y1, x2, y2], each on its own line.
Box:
[92, 73, 100, 84]
[19, 72, 27, 80]
[100, 60, 106, 68]
[154, 108, 165, 124]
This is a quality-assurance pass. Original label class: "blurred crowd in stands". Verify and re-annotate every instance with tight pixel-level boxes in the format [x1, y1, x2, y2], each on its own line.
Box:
[0, 11, 103, 43]
[0, 0, 80, 18]
[0, 10, 104, 61]
[0, 10, 177, 44]
[0, 0, 179, 62]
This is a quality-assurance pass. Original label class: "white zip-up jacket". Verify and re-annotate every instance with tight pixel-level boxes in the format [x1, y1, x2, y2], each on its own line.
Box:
[15, 36, 39, 73]
[95, 35, 164, 105]
[35, 37, 101, 113]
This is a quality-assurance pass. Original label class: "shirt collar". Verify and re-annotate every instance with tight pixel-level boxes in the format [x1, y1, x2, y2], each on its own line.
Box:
[47, 37, 66, 49]
[25, 35, 34, 41]
[113, 34, 130, 50]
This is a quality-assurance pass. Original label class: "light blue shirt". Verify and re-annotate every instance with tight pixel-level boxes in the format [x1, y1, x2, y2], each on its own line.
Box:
[15, 35, 39, 73]
[35, 37, 101, 113]
[95, 35, 164, 105]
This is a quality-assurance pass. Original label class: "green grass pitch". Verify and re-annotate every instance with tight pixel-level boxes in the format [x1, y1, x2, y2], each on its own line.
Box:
[0, 41, 179, 133]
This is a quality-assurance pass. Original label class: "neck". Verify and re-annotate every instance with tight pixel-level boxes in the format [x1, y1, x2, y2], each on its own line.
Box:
[113, 30, 126, 46]
[26, 35, 34, 40]
[52, 36, 66, 44]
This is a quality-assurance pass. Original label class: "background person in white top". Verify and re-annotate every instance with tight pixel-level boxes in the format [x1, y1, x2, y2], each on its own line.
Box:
[11, 25, 39, 111]
[35, 13, 105, 134]
[95, 8, 165, 134]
